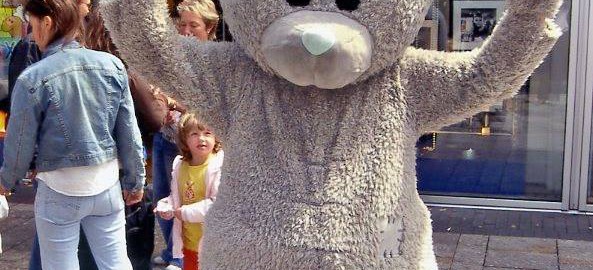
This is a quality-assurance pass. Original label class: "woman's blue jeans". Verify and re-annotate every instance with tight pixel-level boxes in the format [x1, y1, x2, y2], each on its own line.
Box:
[152, 132, 181, 266]
[34, 181, 132, 270]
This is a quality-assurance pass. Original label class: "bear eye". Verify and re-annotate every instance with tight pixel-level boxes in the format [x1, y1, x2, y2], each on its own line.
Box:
[286, 0, 310, 6]
[336, 0, 360, 11]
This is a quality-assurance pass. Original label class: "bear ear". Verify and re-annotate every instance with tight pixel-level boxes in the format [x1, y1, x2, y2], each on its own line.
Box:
[335, 0, 360, 11]
[286, 0, 311, 7]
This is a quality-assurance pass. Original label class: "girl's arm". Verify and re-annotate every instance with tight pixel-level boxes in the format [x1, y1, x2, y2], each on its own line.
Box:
[178, 198, 215, 223]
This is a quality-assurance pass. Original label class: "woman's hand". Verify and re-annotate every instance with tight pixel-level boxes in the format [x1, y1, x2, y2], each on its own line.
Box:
[163, 110, 181, 126]
[0, 184, 10, 197]
[123, 189, 144, 205]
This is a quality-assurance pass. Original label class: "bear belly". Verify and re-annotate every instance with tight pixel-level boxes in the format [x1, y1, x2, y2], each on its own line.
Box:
[200, 183, 437, 270]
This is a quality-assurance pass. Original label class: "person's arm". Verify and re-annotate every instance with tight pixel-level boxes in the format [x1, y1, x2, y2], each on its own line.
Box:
[113, 71, 146, 198]
[127, 70, 168, 133]
[0, 77, 40, 191]
[177, 198, 215, 223]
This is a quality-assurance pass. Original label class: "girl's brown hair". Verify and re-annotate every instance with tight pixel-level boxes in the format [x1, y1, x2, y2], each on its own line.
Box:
[176, 112, 221, 161]
[25, 0, 81, 45]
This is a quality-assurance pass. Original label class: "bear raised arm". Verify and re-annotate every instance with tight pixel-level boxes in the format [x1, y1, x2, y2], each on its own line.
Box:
[401, 0, 562, 134]
[100, 0, 249, 138]
[101, 0, 562, 269]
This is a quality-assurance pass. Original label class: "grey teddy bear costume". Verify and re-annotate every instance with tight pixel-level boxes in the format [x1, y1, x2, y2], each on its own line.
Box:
[100, 0, 562, 269]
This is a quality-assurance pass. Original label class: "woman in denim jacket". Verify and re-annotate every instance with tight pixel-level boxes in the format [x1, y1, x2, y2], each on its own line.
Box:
[0, 0, 145, 269]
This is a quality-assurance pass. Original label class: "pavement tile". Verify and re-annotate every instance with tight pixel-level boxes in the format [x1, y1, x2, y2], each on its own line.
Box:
[0, 216, 32, 234]
[560, 265, 593, 270]
[558, 240, 593, 267]
[488, 236, 556, 254]
[434, 241, 457, 260]
[485, 250, 558, 270]
[450, 262, 483, 270]
[453, 245, 486, 266]
[458, 234, 488, 247]
[450, 234, 488, 266]
[558, 239, 593, 251]
[1, 218, 36, 250]
[0, 244, 31, 264]
[436, 256, 453, 270]
[576, 215, 589, 231]
[433, 232, 460, 245]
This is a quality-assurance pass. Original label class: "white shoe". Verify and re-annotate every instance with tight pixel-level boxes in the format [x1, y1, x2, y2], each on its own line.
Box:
[164, 265, 182, 270]
[152, 256, 167, 265]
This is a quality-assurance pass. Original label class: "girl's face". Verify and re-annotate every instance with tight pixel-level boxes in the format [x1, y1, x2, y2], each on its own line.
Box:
[186, 128, 216, 163]
[176, 11, 214, 41]
[28, 15, 54, 51]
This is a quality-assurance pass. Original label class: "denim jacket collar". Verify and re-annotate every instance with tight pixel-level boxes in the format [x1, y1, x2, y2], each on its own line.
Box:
[42, 39, 81, 59]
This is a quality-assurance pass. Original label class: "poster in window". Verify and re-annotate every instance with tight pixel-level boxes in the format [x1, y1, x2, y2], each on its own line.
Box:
[452, 0, 505, 51]
[414, 19, 439, 50]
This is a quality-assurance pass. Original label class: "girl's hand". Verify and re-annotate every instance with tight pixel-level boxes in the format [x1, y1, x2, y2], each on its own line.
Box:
[157, 210, 174, 220]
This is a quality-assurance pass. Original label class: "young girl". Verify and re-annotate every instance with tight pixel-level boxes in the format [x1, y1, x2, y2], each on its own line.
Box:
[155, 112, 223, 270]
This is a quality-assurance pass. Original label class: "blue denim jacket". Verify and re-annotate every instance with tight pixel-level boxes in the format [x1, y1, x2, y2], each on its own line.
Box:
[0, 40, 145, 192]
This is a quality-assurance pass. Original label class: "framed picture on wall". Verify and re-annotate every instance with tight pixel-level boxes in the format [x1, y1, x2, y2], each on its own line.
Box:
[452, 0, 505, 51]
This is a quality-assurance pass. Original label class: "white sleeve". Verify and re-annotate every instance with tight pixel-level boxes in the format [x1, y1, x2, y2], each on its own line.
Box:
[0, 195, 8, 219]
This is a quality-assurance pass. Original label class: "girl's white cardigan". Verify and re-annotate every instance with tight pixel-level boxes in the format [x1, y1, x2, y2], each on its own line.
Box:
[156, 151, 223, 258]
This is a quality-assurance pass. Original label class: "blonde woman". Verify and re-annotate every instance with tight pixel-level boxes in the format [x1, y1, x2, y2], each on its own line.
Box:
[176, 0, 219, 41]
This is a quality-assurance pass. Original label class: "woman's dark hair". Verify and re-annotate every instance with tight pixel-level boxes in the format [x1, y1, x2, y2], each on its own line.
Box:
[25, 0, 81, 45]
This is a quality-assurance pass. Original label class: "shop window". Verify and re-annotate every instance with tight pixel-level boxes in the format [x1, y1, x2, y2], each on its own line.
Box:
[415, 0, 572, 202]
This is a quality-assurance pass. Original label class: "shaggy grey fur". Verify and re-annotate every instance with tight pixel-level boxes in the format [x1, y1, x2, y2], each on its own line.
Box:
[100, 0, 562, 269]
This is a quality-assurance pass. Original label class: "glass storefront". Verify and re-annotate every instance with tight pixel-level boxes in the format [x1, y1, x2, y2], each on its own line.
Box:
[416, 0, 573, 203]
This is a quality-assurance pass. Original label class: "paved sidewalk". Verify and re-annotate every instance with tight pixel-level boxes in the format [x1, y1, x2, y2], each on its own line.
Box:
[433, 232, 593, 270]
[2, 187, 593, 269]
[429, 206, 593, 241]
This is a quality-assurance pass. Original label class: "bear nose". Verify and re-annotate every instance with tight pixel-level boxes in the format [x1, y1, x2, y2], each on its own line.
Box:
[301, 28, 336, 56]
